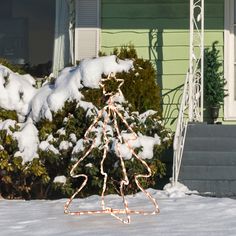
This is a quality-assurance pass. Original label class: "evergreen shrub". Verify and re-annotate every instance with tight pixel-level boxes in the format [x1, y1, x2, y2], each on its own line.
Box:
[0, 58, 25, 74]
[0, 128, 49, 199]
[0, 47, 172, 199]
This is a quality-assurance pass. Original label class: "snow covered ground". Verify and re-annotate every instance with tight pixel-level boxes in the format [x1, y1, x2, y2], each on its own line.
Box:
[1, 187, 236, 236]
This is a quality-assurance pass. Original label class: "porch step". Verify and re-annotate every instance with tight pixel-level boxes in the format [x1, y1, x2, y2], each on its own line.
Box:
[185, 137, 236, 151]
[178, 123, 236, 197]
[186, 123, 236, 137]
[183, 151, 236, 166]
[181, 180, 236, 196]
[180, 166, 236, 180]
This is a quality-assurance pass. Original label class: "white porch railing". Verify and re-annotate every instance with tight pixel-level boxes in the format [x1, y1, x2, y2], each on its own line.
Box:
[172, 72, 190, 184]
[172, 0, 204, 185]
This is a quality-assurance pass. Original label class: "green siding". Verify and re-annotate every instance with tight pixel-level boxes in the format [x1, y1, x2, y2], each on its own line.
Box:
[102, 30, 223, 47]
[101, 0, 224, 130]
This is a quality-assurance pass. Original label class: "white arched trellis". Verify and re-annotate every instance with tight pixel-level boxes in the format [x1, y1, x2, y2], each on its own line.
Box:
[172, 0, 204, 185]
[189, 0, 204, 122]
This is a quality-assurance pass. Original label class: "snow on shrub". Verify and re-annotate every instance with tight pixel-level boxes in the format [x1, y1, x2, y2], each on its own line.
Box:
[13, 118, 39, 163]
[80, 55, 133, 88]
[0, 48, 171, 199]
[53, 175, 67, 184]
[0, 65, 36, 121]
[0, 119, 16, 135]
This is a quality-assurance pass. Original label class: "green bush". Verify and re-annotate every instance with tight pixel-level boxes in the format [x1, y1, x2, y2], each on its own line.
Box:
[97, 45, 162, 115]
[0, 128, 49, 199]
[0, 47, 171, 199]
[0, 109, 18, 121]
[0, 58, 25, 74]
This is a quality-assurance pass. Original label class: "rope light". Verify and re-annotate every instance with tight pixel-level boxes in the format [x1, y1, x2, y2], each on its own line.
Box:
[64, 74, 160, 223]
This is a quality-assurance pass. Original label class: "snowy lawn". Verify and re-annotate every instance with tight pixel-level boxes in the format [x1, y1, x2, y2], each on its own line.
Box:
[1, 188, 236, 236]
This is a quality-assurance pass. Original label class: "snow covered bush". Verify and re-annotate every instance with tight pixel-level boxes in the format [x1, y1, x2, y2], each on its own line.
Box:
[0, 48, 171, 199]
[0, 58, 25, 75]
[0, 121, 49, 199]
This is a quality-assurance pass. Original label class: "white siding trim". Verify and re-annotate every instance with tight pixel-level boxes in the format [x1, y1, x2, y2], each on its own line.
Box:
[75, 0, 100, 61]
[224, 0, 236, 120]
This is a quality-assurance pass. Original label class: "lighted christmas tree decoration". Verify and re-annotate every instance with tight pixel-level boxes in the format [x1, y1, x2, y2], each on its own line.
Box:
[64, 73, 160, 224]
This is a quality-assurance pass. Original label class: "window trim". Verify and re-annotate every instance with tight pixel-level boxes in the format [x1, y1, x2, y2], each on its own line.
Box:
[224, 0, 236, 119]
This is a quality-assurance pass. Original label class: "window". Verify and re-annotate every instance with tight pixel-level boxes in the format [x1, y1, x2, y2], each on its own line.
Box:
[0, 0, 55, 66]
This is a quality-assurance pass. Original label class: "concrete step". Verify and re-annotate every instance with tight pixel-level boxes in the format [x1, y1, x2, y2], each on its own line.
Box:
[180, 179, 236, 197]
[179, 165, 236, 180]
[179, 123, 236, 196]
[182, 151, 236, 166]
[187, 123, 236, 138]
[184, 137, 236, 152]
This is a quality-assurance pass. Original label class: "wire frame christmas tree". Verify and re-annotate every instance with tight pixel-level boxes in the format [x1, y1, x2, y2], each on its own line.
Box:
[64, 74, 160, 224]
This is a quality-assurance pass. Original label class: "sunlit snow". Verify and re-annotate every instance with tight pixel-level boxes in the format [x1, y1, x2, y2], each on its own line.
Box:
[80, 55, 133, 88]
[0, 184, 236, 236]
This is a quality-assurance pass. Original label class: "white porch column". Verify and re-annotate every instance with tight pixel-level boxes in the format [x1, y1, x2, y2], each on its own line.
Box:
[52, 0, 70, 77]
[189, 0, 204, 122]
[68, 0, 76, 65]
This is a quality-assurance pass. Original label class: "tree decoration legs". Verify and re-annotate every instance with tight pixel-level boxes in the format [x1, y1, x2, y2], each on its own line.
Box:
[64, 74, 160, 223]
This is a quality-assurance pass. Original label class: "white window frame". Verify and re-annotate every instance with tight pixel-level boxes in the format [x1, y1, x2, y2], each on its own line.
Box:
[74, 0, 100, 61]
[224, 0, 236, 119]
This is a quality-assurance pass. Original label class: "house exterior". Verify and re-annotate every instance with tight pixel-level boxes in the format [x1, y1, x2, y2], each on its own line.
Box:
[69, 0, 225, 130]
[51, 0, 235, 130]
[59, 0, 236, 195]
[1, 0, 236, 195]
[0, 0, 233, 130]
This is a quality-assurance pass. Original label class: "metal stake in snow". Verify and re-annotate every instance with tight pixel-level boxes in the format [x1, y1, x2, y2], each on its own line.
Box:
[64, 74, 160, 224]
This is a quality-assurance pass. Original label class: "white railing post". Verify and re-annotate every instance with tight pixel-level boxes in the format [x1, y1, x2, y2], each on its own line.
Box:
[189, 0, 204, 122]
[172, 73, 190, 184]
[201, 0, 204, 122]
[189, 0, 194, 122]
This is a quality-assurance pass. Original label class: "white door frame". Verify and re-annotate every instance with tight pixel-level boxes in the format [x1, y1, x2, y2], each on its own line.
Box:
[224, 0, 236, 119]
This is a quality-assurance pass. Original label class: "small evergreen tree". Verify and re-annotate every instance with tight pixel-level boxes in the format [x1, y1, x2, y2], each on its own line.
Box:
[204, 41, 227, 107]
